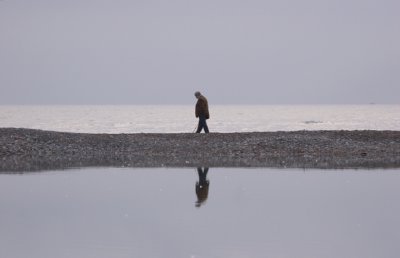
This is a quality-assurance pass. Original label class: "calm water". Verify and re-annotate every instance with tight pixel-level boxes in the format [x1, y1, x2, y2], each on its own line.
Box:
[0, 105, 399, 133]
[1, 168, 399, 258]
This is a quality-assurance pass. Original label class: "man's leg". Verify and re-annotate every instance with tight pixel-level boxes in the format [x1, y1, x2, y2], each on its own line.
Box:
[196, 118, 203, 133]
[203, 118, 209, 133]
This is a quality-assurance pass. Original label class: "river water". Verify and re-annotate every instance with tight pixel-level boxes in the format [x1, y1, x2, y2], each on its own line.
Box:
[1, 167, 399, 258]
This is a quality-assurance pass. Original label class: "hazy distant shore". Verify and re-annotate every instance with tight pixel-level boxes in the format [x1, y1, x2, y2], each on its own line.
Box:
[1, 128, 399, 172]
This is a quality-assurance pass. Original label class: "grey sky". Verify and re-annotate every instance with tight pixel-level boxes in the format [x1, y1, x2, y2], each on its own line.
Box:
[1, 0, 399, 104]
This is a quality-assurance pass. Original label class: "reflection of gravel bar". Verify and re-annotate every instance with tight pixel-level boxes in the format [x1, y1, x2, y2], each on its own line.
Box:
[1, 128, 400, 172]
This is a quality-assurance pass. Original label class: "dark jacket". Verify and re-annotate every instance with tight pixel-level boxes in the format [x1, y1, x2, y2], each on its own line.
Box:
[195, 95, 210, 119]
[196, 181, 209, 206]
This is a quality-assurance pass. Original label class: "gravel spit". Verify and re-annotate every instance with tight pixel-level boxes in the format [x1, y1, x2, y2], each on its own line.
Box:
[1, 128, 400, 172]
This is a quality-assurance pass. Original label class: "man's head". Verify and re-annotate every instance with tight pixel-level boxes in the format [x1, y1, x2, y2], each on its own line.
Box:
[194, 91, 201, 99]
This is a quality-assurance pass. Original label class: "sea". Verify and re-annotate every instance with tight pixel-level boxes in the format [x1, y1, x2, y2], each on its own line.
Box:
[0, 105, 399, 133]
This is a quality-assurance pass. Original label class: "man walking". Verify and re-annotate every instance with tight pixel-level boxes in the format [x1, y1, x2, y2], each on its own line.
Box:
[194, 91, 210, 133]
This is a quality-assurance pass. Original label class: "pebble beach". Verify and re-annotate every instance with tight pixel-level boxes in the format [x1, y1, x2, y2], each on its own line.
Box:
[1, 128, 400, 172]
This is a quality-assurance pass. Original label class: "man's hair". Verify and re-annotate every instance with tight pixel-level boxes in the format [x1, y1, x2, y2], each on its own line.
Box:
[194, 91, 201, 97]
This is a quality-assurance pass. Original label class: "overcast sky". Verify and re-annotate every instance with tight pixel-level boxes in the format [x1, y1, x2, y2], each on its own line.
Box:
[1, 0, 399, 105]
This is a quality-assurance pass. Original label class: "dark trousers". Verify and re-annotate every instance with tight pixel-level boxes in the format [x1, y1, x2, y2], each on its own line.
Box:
[196, 116, 209, 133]
[197, 167, 209, 183]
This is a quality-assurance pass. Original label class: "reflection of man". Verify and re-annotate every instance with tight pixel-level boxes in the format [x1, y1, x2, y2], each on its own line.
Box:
[196, 167, 210, 208]
[194, 91, 210, 133]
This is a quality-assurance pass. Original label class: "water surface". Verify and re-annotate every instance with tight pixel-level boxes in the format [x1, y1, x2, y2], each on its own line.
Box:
[1, 105, 399, 133]
[1, 168, 399, 258]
